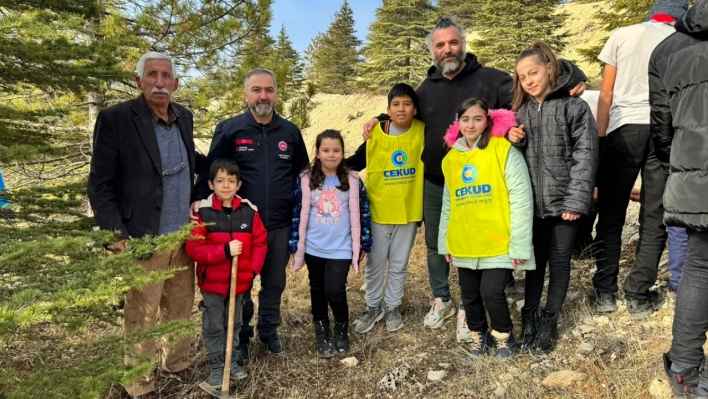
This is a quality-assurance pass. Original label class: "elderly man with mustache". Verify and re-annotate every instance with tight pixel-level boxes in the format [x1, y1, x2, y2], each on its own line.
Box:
[194, 68, 309, 363]
[88, 51, 202, 399]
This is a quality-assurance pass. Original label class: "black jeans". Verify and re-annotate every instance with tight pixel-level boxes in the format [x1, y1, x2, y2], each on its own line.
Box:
[458, 267, 512, 333]
[240, 225, 290, 341]
[305, 253, 351, 323]
[592, 125, 668, 299]
[199, 291, 244, 363]
[669, 230, 708, 369]
[524, 217, 580, 314]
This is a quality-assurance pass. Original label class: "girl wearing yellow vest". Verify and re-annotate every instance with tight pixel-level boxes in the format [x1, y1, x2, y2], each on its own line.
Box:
[439, 98, 534, 359]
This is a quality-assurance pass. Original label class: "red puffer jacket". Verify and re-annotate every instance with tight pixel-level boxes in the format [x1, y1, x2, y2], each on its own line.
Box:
[186, 194, 268, 296]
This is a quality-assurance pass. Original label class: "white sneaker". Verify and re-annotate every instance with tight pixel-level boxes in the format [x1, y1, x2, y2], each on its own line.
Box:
[456, 309, 473, 343]
[423, 298, 455, 329]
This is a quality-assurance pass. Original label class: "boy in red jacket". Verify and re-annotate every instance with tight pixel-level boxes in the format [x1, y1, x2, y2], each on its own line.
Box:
[186, 158, 267, 387]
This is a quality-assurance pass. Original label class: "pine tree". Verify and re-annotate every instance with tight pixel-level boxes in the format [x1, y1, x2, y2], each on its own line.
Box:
[358, 0, 436, 93]
[305, 0, 362, 94]
[473, 0, 567, 74]
[436, 0, 482, 30]
[271, 25, 305, 87]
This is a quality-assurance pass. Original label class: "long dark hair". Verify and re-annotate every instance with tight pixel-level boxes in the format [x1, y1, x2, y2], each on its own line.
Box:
[456, 98, 493, 150]
[511, 41, 562, 111]
[308, 129, 350, 192]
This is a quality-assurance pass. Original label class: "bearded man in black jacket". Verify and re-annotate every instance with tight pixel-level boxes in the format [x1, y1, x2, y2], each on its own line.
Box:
[362, 17, 586, 329]
[651, 1, 708, 396]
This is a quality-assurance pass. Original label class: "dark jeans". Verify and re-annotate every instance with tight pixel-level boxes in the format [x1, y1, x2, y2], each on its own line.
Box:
[592, 125, 668, 299]
[305, 253, 350, 323]
[668, 226, 688, 292]
[240, 225, 290, 341]
[573, 205, 597, 259]
[668, 230, 708, 369]
[459, 267, 512, 333]
[199, 291, 244, 364]
[525, 217, 580, 314]
[424, 180, 451, 301]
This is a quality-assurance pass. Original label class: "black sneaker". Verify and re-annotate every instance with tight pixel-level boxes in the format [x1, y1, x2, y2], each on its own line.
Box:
[594, 290, 617, 313]
[627, 291, 664, 319]
[260, 333, 285, 355]
[533, 310, 559, 354]
[663, 353, 699, 398]
[234, 339, 249, 366]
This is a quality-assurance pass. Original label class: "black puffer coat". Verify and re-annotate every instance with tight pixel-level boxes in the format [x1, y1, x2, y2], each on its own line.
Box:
[649, 0, 708, 231]
[513, 61, 599, 218]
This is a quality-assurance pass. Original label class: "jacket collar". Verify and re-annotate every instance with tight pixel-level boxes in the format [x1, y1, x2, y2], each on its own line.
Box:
[208, 194, 242, 212]
[245, 107, 283, 129]
[426, 53, 482, 81]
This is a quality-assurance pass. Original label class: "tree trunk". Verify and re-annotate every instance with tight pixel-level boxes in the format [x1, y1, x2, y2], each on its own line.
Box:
[87, 91, 104, 151]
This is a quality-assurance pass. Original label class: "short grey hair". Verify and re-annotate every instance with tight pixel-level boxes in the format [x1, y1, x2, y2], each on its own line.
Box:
[425, 17, 467, 55]
[135, 52, 178, 79]
[244, 68, 278, 90]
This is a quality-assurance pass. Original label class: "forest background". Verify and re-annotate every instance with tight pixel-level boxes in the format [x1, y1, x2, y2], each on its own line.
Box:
[0, 0, 694, 398]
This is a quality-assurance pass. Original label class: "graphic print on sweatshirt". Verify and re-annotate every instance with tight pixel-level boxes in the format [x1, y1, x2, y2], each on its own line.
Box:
[305, 175, 353, 259]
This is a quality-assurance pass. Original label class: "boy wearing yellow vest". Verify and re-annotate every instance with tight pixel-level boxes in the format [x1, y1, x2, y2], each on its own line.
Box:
[344, 84, 424, 333]
[439, 98, 534, 358]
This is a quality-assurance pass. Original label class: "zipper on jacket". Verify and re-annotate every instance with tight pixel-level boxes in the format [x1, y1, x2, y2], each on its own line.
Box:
[262, 124, 270, 227]
[536, 102, 545, 218]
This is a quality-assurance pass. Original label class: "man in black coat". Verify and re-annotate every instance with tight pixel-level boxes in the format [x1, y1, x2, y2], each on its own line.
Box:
[88, 52, 200, 399]
[194, 68, 309, 360]
[650, 1, 708, 396]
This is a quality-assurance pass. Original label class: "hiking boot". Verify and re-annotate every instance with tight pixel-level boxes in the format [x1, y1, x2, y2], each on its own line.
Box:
[229, 362, 247, 380]
[424, 298, 455, 329]
[234, 338, 249, 366]
[355, 307, 384, 333]
[207, 367, 225, 388]
[314, 319, 334, 358]
[627, 291, 664, 319]
[333, 321, 350, 355]
[464, 330, 493, 360]
[259, 333, 285, 355]
[663, 353, 700, 398]
[533, 310, 559, 354]
[594, 290, 617, 313]
[385, 307, 404, 332]
[518, 307, 538, 352]
[491, 329, 516, 359]
[456, 309, 474, 343]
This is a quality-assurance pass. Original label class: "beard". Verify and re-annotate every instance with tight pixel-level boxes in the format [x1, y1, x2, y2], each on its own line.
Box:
[249, 101, 273, 117]
[434, 50, 465, 75]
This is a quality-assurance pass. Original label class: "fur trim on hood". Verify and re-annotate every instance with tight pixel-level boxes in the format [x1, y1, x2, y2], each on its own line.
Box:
[444, 108, 517, 147]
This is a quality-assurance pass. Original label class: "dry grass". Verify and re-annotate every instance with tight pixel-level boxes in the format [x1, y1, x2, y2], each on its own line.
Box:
[104, 195, 682, 399]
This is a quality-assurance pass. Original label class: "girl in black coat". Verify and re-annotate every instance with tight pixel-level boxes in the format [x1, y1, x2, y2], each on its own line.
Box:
[507, 41, 599, 354]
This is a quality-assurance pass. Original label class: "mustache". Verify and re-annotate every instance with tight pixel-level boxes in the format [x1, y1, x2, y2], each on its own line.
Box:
[151, 87, 170, 94]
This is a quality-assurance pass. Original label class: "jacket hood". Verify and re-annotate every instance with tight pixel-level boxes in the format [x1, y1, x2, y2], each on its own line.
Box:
[444, 109, 517, 147]
[676, 0, 708, 36]
[427, 53, 482, 80]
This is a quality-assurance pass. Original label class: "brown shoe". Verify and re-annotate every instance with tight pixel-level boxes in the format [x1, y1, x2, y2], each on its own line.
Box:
[134, 391, 159, 399]
[169, 367, 200, 384]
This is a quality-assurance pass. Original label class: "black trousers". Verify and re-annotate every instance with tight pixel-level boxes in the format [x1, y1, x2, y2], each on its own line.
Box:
[592, 125, 668, 300]
[459, 267, 512, 333]
[240, 225, 290, 341]
[525, 217, 580, 314]
[305, 253, 351, 323]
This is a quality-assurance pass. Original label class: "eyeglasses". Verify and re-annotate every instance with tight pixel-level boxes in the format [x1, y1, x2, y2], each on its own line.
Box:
[162, 162, 186, 176]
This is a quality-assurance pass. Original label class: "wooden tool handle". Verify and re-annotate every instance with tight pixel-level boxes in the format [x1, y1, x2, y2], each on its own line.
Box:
[222, 256, 239, 392]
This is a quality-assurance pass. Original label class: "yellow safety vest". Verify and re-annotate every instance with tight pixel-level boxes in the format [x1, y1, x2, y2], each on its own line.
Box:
[442, 137, 512, 257]
[365, 119, 425, 224]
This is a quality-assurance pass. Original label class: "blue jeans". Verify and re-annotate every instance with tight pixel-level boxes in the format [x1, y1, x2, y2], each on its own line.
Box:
[668, 226, 688, 292]
[424, 180, 451, 301]
[668, 230, 708, 369]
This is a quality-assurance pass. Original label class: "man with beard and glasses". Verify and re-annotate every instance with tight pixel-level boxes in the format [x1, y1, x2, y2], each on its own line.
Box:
[362, 17, 587, 330]
[194, 68, 309, 362]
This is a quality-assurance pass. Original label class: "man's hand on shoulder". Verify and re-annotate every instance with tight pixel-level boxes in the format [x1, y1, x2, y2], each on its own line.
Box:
[362, 118, 378, 141]
[569, 82, 586, 97]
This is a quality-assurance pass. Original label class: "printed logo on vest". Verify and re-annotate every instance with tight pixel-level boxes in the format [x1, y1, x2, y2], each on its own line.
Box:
[461, 164, 478, 184]
[391, 150, 408, 167]
[278, 141, 288, 151]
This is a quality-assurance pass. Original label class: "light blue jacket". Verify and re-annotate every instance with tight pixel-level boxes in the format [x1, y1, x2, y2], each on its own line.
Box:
[439, 137, 536, 271]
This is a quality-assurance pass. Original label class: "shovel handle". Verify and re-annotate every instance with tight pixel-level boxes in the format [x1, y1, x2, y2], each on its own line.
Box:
[222, 256, 239, 392]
